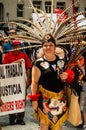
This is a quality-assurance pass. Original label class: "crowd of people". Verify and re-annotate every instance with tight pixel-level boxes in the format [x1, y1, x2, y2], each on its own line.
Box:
[0, 29, 86, 130]
[0, 29, 32, 128]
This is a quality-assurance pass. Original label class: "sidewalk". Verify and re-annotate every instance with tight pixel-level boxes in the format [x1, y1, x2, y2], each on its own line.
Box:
[0, 100, 39, 130]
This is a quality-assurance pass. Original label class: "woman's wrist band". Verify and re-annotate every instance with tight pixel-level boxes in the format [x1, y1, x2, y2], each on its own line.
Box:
[27, 93, 40, 101]
[65, 69, 75, 83]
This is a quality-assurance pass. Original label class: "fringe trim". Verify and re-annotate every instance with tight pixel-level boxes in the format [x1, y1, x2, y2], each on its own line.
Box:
[39, 85, 64, 99]
[34, 108, 68, 130]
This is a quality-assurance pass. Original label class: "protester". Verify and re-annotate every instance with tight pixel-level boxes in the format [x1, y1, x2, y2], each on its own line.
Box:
[36, 48, 44, 59]
[3, 39, 32, 125]
[0, 32, 4, 130]
[0, 32, 4, 64]
[0, 32, 3, 41]
[28, 34, 75, 130]
[22, 41, 33, 60]
[3, 28, 25, 59]
[3, 28, 16, 53]
[80, 52, 86, 130]
[67, 53, 85, 128]
[81, 82, 86, 130]
[0, 96, 3, 130]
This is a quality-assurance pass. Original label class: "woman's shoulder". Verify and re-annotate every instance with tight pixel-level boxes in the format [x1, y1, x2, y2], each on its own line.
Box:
[34, 57, 44, 64]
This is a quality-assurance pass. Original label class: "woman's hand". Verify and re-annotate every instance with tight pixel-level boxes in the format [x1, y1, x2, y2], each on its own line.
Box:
[59, 72, 68, 82]
[32, 100, 38, 111]
[13, 59, 22, 64]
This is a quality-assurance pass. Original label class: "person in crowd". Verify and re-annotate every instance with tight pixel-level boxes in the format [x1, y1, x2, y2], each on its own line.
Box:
[0, 32, 3, 41]
[2, 28, 25, 59]
[28, 33, 75, 130]
[36, 47, 44, 59]
[22, 41, 33, 60]
[3, 28, 16, 53]
[0, 32, 4, 130]
[80, 52, 86, 130]
[0, 32, 4, 64]
[3, 39, 32, 125]
[82, 81, 86, 130]
[67, 53, 85, 128]
[0, 97, 3, 130]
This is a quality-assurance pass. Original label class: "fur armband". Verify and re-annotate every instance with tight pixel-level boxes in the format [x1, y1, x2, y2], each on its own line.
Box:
[65, 69, 75, 83]
[27, 93, 40, 101]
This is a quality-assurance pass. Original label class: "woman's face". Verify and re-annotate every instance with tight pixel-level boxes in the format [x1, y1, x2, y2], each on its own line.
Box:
[42, 42, 56, 56]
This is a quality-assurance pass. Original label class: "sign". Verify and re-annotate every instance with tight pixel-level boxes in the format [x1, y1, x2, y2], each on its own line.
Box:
[32, 13, 58, 33]
[0, 59, 26, 116]
[54, 8, 68, 22]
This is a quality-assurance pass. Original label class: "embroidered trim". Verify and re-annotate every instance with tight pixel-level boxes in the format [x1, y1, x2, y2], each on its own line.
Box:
[34, 107, 68, 130]
[39, 85, 64, 99]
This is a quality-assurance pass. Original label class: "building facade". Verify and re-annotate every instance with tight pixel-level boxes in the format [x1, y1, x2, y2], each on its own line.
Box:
[0, 0, 86, 22]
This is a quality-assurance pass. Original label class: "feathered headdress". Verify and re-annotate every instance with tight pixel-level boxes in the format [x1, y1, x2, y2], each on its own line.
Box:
[1, 0, 86, 68]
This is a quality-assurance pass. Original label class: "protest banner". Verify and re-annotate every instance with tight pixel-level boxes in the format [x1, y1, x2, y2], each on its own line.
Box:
[0, 59, 26, 116]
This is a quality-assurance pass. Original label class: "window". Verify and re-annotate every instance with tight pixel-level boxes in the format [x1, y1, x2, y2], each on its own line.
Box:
[45, 1, 51, 13]
[17, 4, 24, 17]
[85, 8, 86, 17]
[0, 3, 3, 21]
[56, 2, 65, 10]
[33, 1, 42, 9]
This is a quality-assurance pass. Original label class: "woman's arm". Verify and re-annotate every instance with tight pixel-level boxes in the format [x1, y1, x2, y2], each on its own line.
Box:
[31, 65, 41, 95]
[31, 65, 41, 111]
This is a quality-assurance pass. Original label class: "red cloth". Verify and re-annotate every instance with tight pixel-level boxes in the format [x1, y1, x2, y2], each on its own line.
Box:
[27, 93, 40, 101]
[53, 8, 68, 22]
[12, 39, 21, 45]
[65, 69, 75, 83]
[3, 51, 32, 69]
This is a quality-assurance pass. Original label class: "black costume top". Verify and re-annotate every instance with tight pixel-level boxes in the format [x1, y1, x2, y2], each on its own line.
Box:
[34, 56, 65, 93]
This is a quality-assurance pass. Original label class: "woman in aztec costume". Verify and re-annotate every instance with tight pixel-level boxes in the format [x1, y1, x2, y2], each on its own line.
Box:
[1, 0, 86, 130]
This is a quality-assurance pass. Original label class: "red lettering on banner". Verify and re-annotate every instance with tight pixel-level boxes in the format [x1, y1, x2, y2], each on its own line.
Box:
[0, 101, 14, 112]
[15, 100, 25, 110]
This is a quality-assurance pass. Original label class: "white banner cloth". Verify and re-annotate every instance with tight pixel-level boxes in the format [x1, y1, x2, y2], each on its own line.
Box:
[0, 59, 26, 116]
